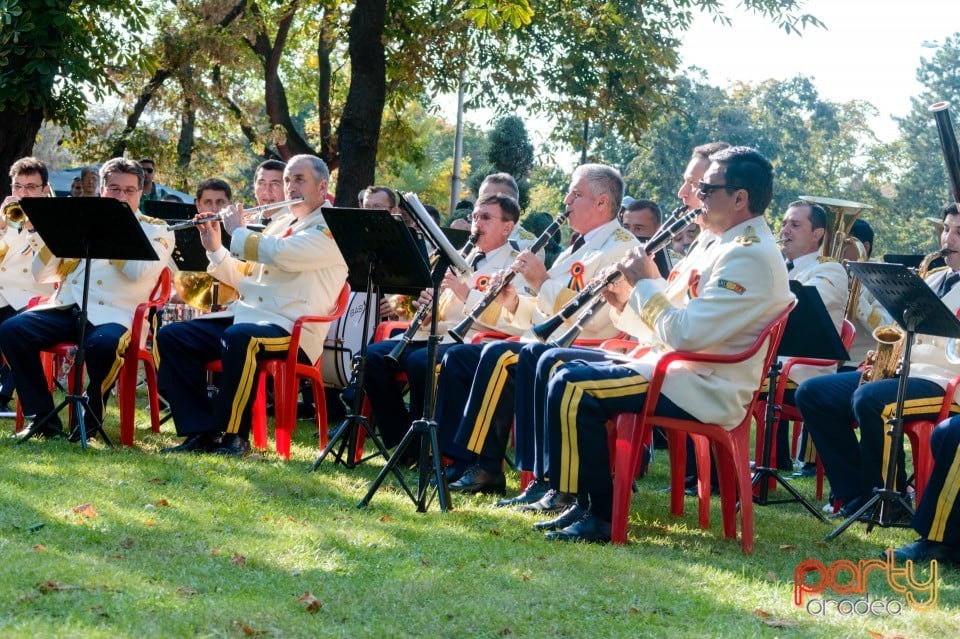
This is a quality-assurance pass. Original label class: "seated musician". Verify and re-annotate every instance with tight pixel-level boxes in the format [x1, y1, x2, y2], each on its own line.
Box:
[535, 146, 791, 542]
[772, 200, 848, 472]
[1, 158, 175, 440]
[437, 163, 640, 494]
[363, 194, 527, 452]
[842, 219, 891, 371]
[458, 143, 726, 508]
[888, 413, 960, 563]
[157, 155, 347, 456]
[795, 202, 960, 518]
[0, 157, 57, 413]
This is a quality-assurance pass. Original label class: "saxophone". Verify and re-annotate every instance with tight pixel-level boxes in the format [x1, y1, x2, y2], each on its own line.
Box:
[859, 325, 906, 385]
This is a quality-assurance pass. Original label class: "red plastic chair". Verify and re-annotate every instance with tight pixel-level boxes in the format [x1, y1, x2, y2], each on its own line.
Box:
[15, 267, 172, 446]
[752, 319, 856, 497]
[901, 374, 960, 505]
[210, 282, 351, 460]
[607, 301, 795, 553]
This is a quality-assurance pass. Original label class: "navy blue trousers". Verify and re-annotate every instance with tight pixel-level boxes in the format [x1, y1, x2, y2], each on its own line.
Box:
[0, 306, 127, 423]
[156, 318, 303, 440]
[796, 370, 945, 504]
[363, 339, 458, 449]
[545, 359, 694, 519]
[913, 415, 960, 544]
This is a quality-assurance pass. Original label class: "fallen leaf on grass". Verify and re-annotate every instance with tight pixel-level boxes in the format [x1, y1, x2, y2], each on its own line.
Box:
[778, 544, 796, 550]
[489, 529, 501, 536]
[378, 515, 393, 522]
[212, 548, 220, 556]
[155, 499, 170, 507]
[38, 580, 82, 593]
[149, 477, 166, 484]
[231, 553, 246, 566]
[120, 537, 135, 549]
[177, 587, 198, 596]
[232, 620, 269, 636]
[247, 453, 270, 462]
[499, 628, 512, 636]
[420, 558, 430, 566]
[31, 544, 46, 551]
[144, 520, 155, 527]
[297, 592, 322, 613]
[869, 632, 911, 639]
[753, 608, 796, 628]
[628, 606, 639, 615]
[72, 503, 97, 518]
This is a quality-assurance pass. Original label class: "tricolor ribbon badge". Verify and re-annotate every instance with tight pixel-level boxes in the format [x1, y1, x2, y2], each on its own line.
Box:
[569, 261, 586, 291]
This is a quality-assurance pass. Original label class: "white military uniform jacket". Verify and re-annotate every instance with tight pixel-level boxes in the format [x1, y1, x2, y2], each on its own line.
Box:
[505, 218, 640, 342]
[28, 213, 174, 329]
[613, 217, 793, 428]
[784, 250, 849, 384]
[908, 267, 960, 404]
[413, 241, 529, 342]
[0, 225, 54, 310]
[206, 207, 348, 364]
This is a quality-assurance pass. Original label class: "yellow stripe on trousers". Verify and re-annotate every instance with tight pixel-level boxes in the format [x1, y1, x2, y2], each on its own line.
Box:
[879, 396, 951, 486]
[466, 350, 519, 453]
[558, 373, 649, 494]
[930, 450, 960, 542]
[101, 330, 132, 401]
[225, 336, 291, 435]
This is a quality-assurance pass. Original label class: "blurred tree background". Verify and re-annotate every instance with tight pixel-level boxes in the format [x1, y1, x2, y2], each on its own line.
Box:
[2, 1, 958, 256]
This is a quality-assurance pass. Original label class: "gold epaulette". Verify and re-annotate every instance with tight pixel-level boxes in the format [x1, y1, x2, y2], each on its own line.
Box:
[137, 214, 167, 226]
[613, 228, 635, 242]
[734, 226, 760, 246]
[817, 256, 838, 263]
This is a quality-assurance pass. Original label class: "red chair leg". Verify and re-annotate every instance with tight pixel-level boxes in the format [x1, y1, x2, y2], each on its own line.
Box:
[251, 372, 269, 451]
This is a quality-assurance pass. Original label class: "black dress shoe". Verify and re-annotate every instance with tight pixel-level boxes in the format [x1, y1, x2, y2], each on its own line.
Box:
[533, 504, 585, 531]
[518, 488, 575, 513]
[447, 465, 506, 495]
[495, 478, 549, 508]
[544, 512, 611, 543]
[161, 432, 220, 454]
[212, 434, 251, 457]
[885, 538, 960, 564]
[15, 417, 64, 441]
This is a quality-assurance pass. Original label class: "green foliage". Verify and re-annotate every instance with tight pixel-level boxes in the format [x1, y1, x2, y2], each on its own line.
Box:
[0, 0, 151, 128]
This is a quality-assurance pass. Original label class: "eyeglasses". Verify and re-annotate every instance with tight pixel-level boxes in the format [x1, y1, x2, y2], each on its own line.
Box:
[697, 181, 745, 198]
[11, 182, 43, 193]
[142, 167, 154, 174]
[467, 212, 503, 223]
[105, 186, 142, 196]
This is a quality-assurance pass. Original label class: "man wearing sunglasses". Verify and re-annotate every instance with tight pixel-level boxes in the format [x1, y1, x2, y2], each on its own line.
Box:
[138, 158, 167, 208]
[536, 147, 792, 541]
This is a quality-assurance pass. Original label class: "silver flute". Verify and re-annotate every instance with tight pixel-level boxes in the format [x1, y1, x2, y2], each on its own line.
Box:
[166, 197, 303, 231]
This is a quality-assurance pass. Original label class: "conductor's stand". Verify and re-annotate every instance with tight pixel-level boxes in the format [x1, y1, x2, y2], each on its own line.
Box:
[310, 207, 432, 472]
[15, 197, 160, 449]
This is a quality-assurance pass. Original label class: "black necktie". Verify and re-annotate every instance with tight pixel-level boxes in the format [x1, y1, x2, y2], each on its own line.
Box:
[786, 260, 795, 272]
[471, 250, 485, 269]
[571, 235, 586, 253]
[938, 272, 960, 298]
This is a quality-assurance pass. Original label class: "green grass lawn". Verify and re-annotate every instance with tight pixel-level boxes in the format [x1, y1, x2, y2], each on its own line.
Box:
[1, 403, 958, 638]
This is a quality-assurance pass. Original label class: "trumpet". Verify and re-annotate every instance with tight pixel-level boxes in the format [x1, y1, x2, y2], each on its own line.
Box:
[447, 209, 570, 343]
[384, 232, 479, 366]
[2, 200, 26, 228]
[166, 197, 303, 231]
[531, 206, 700, 344]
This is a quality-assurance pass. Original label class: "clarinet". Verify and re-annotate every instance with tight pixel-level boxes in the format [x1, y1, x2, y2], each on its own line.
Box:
[531, 206, 699, 344]
[447, 209, 570, 343]
[384, 232, 479, 366]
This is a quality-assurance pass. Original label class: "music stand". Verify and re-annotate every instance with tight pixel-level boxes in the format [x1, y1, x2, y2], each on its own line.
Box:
[310, 208, 431, 474]
[826, 262, 960, 541]
[17, 197, 160, 449]
[752, 281, 849, 520]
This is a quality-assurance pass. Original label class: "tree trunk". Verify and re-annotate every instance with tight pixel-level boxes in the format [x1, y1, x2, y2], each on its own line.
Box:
[0, 108, 44, 199]
[317, 12, 336, 167]
[335, 0, 386, 207]
[177, 100, 196, 172]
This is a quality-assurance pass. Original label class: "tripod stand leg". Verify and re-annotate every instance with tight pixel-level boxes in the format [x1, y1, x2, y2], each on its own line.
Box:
[358, 425, 418, 508]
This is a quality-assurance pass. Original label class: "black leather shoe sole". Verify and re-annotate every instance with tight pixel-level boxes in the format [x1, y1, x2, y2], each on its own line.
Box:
[533, 505, 585, 531]
[544, 514, 611, 543]
[495, 480, 549, 508]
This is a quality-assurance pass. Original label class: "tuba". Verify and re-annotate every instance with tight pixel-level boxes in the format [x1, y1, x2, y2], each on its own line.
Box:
[799, 195, 872, 322]
[859, 325, 906, 385]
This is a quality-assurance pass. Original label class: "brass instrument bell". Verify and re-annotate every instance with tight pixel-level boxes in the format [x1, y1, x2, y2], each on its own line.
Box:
[799, 195, 872, 262]
[173, 271, 238, 312]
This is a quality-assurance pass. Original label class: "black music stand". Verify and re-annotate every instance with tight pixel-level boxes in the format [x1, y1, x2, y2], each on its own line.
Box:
[17, 197, 160, 449]
[826, 262, 960, 541]
[310, 208, 431, 474]
[752, 281, 849, 520]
